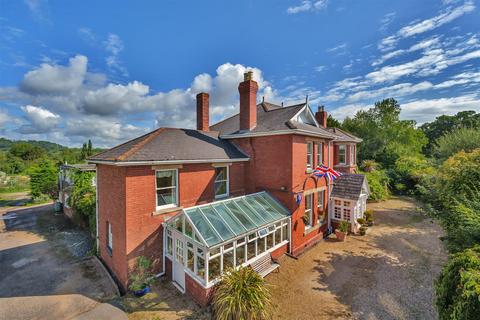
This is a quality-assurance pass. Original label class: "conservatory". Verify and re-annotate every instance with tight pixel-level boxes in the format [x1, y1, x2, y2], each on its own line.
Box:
[164, 191, 291, 291]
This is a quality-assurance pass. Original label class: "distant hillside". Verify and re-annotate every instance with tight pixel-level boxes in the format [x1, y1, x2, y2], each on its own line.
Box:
[0, 137, 67, 152]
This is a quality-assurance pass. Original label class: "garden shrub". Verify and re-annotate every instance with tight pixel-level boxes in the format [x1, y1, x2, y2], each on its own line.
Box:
[434, 128, 480, 162]
[213, 266, 272, 320]
[29, 159, 58, 200]
[390, 155, 435, 194]
[69, 171, 96, 236]
[363, 169, 390, 201]
[436, 245, 480, 320]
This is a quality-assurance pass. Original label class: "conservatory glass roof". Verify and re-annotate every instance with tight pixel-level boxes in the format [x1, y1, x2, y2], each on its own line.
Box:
[166, 192, 290, 247]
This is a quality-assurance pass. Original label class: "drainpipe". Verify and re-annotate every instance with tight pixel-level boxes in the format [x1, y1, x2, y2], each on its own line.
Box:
[95, 169, 99, 253]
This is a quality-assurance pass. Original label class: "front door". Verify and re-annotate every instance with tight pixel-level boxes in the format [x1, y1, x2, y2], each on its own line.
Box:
[172, 236, 185, 291]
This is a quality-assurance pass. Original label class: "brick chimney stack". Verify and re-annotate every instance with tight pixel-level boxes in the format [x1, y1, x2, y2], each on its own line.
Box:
[315, 105, 328, 128]
[196, 92, 209, 131]
[238, 71, 258, 131]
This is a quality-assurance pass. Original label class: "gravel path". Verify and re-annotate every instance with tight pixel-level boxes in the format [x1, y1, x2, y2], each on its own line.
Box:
[267, 197, 447, 320]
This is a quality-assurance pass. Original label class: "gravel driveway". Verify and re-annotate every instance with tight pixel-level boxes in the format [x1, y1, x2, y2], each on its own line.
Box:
[0, 205, 127, 320]
[267, 197, 447, 320]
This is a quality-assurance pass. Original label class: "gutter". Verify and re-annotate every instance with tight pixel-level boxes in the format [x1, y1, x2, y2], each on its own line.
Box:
[220, 129, 337, 140]
[88, 158, 250, 166]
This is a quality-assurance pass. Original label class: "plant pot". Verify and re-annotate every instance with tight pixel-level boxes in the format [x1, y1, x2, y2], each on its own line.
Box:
[133, 286, 150, 297]
[367, 221, 374, 227]
[335, 230, 347, 241]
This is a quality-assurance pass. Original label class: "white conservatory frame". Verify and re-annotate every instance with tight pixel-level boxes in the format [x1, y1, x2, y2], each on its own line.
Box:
[163, 191, 291, 290]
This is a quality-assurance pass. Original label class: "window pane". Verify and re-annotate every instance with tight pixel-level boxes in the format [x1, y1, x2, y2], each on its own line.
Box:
[223, 250, 234, 271]
[174, 217, 183, 232]
[267, 232, 274, 250]
[187, 249, 194, 271]
[185, 221, 193, 238]
[208, 255, 221, 281]
[186, 208, 222, 246]
[200, 207, 235, 240]
[167, 235, 173, 255]
[257, 237, 266, 255]
[224, 202, 256, 229]
[157, 188, 176, 206]
[196, 255, 205, 279]
[275, 229, 281, 245]
[214, 181, 227, 196]
[236, 243, 245, 265]
[211, 203, 246, 235]
[252, 196, 284, 220]
[247, 240, 256, 260]
[156, 170, 175, 188]
[234, 200, 267, 225]
[215, 167, 227, 181]
[282, 224, 288, 242]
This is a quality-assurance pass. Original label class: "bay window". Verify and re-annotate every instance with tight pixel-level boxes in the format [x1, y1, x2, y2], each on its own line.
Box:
[156, 169, 178, 209]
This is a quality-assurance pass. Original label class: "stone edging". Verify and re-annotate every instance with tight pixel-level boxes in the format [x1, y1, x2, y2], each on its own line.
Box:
[91, 255, 121, 297]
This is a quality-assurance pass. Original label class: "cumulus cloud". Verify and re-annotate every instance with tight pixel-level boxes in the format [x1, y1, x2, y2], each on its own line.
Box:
[19, 105, 60, 134]
[20, 55, 87, 94]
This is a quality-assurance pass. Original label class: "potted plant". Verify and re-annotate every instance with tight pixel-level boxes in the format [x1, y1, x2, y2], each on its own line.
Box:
[129, 256, 155, 297]
[365, 210, 374, 226]
[357, 218, 366, 226]
[359, 226, 367, 236]
[335, 221, 349, 241]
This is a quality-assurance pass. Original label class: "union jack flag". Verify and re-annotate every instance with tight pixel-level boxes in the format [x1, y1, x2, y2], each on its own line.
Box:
[312, 164, 342, 181]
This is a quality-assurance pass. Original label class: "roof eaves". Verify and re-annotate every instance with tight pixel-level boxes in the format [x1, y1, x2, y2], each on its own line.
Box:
[116, 128, 166, 161]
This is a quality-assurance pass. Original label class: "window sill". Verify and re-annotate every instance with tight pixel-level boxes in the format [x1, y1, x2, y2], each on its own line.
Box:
[152, 206, 183, 216]
[304, 223, 321, 235]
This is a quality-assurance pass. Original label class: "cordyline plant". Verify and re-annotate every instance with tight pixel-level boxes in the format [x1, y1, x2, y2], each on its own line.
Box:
[212, 266, 272, 320]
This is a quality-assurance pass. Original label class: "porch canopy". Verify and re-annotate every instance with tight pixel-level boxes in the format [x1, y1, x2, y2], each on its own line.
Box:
[165, 191, 291, 286]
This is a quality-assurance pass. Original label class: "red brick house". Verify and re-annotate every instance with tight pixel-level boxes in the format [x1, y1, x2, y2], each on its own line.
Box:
[88, 71, 365, 306]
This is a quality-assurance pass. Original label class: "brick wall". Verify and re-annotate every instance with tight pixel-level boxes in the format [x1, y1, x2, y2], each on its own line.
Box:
[185, 273, 214, 307]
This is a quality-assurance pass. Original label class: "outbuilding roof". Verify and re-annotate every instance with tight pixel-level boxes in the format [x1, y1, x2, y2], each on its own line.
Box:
[88, 128, 249, 164]
[327, 127, 363, 143]
[331, 174, 369, 200]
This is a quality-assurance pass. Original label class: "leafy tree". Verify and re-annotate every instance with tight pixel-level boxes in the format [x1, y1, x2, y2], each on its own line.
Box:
[29, 159, 58, 199]
[87, 139, 92, 156]
[68, 171, 96, 235]
[436, 245, 480, 320]
[10, 142, 45, 161]
[327, 114, 341, 128]
[342, 98, 427, 167]
[390, 155, 435, 193]
[434, 128, 480, 162]
[0, 153, 25, 174]
[362, 169, 390, 201]
[421, 110, 480, 155]
[213, 266, 272, 320]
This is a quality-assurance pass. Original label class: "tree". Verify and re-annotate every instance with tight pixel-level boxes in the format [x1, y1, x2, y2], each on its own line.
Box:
[69, 171, 96, 235]
[421, 110, 480, 155]
[9, 142, 45, 161]
[342, 98, 427, 167]
[29, 159, 58, 199]
[213, 266, 272, 320]
[327, 114, 341, 128]
[434, 128, 480, 161]
[436, 245, 480, 320]
[87, 139, 92, 156]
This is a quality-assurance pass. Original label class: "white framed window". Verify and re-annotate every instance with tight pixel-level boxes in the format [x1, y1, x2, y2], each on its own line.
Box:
[307, 141, 313, 169]
[304, 194, 313, 229]
[343, 208, 351, 221]
[338, 144, 346, 165]
[317, 190, 325, 224]
[316, 142, 323, 166]
[156, 169, 178, 210]
[334, 207, 342, 219]
[214, 166, 229, 198]
[350, 145, 356, 164]
[107, 221, 113, 253]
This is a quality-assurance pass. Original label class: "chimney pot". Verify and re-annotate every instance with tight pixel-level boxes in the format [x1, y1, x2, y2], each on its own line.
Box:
[315, 105, 328, 128]
[244, 71, 253, 81]
[196, 92, 209, 131]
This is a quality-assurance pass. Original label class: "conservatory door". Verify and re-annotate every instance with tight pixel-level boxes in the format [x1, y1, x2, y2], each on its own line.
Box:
[173, 236, 185, 291]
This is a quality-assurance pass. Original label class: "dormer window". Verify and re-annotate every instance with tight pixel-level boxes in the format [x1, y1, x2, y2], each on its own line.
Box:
[307, 142, 313, 169]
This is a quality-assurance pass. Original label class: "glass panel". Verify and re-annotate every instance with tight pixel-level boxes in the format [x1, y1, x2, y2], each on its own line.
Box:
[174, 217, 183, 233]
[208, 255, 221, 281]
[243, 197, 275, 222]
[167, 235, 173, 255]
[274, 229, 281, 245]
[247, 240, 256, 260]
[200, 207, 235, 240]
[210, 247, 220, 256]
[257, 237, 266, 255]
[215, 167, 227, 181]
[187, 249, 194, 271]
[236, 243, 246, 266]
[175, 239, 184, 265]
[224, 242, 233, 250]
[260, 193, 290, 216]
[234, 200, 267, 225]
[223, 202, 256, 229]
[215, 181, 227, 197]
[282, 224, 288, 242]
[186, 208, 222, 246]
[185, 221, 193, 238]
[254, 196, 284, 219]
[157, 188, 176, 207]
[266, 232, 274, 250]
[223, 250, 234, 271]
[196, 255, 205, 279]
[156, 170, 175, 188]
[211, 203, 246, 235]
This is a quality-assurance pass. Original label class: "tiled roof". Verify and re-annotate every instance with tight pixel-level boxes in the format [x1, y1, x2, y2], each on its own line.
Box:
[327, 127, 362, 143]
[210, 102, 336, 139]
[61, 163, 96, 171]
[88, 128, 248, 163]
[330, 174, 369, 200]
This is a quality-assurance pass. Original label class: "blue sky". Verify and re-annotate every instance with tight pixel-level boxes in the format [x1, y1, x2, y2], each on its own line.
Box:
[0, 0, 479, 147]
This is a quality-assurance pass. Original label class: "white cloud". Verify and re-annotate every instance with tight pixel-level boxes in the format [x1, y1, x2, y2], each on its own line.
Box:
[20, 55, 87, 94]
[315, 65, 326, 72]
[104, 33, 128, 77]
[20, 105, 60, 133]
[326, 43, 347, 55]
[379, 12, 396, 32]
[24, 0, 51, 24]
[287, 1, 328, 14]
[378, 1, 475, 51]
[78, 27, 96, 45]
